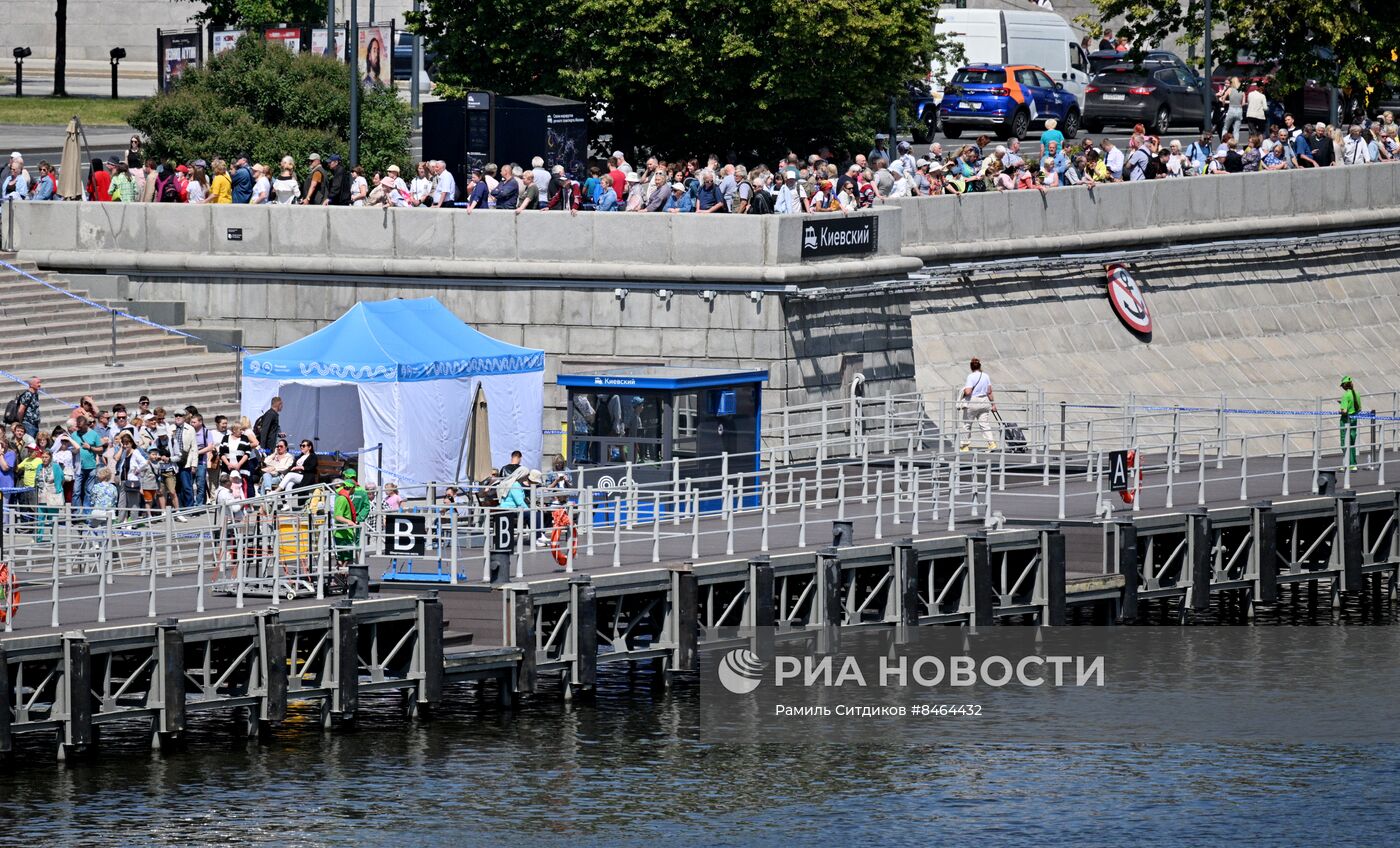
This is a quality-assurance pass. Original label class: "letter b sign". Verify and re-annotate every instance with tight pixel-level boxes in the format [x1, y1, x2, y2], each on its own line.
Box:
[382, 513, 427, 556]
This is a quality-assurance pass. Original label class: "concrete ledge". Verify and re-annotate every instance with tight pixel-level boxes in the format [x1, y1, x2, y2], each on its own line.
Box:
[16, 249, 923, 286]
[899, 206, 1400, 263]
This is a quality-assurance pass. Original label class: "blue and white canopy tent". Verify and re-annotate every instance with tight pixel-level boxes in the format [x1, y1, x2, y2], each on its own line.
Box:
[240, 297, 544, 487]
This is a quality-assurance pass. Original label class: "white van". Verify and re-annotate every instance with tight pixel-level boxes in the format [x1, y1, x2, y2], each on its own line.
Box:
[934, 8, 1090, 98]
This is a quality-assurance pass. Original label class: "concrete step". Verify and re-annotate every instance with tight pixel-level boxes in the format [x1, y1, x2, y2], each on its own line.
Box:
[0, 322, 176, 348]
[4, 341, 216, 372]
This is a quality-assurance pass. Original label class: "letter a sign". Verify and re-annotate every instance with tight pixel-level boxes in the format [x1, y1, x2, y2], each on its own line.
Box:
[1108, 450, 1130, 492]
[382, 513, 427, 556]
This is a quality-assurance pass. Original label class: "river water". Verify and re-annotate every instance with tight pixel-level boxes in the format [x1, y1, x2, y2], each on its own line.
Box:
[2, 646, 1397, 848]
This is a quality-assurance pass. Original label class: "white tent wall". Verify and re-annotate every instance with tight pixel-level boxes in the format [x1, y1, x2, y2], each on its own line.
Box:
[478, 372, 544, 473]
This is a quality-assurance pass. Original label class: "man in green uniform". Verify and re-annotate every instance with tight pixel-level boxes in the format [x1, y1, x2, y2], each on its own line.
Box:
[347, 468, 372, 527]
[1339, 376, 1362, 471]
[332, 470, 361, 563]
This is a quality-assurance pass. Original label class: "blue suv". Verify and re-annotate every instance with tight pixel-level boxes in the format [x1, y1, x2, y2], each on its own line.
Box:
[938, 63, 1082, 141]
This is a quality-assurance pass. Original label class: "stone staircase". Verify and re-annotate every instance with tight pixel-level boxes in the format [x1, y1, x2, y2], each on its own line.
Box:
[0, 257, 241, 420]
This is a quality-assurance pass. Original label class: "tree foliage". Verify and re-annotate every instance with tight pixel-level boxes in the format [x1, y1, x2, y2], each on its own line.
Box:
[406, 0, 949, 159]
[181, 0, 328, 29]
[129, 36, 411, 177]
[1082, 0, 1400, 101]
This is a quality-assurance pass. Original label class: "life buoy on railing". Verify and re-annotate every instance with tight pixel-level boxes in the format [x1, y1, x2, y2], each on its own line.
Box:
[1119, 450, 1143, 504]
[550, 509, 578, 567]
[0, 562, 19, 624]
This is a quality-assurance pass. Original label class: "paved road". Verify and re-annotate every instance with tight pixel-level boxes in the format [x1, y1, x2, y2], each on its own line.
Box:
[2, 449, 1386, 639]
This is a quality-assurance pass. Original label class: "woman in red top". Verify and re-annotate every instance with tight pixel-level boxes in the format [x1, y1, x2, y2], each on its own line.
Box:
[86, 158, 111, 201]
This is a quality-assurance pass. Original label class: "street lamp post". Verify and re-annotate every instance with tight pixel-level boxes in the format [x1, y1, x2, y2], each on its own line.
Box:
[12, 47, 31, 98]
[109, 47, 125, 100]
[350, 0, 360, 166]
[1201, 0, 1213, 126]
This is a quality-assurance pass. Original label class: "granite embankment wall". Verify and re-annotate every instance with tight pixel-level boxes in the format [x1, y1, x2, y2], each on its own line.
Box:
[1, 202, 914, 285]
[4, 164, 1400, 441]
[909, 238, 1400, 418]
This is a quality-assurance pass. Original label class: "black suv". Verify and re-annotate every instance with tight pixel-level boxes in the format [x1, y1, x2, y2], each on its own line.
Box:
[1084, 62, 1210, 134]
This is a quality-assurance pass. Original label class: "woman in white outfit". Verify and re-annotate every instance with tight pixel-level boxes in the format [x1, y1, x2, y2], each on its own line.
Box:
[960, 357, 998, 451]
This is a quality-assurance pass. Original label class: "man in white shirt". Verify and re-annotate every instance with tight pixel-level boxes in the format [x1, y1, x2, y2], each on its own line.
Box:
[774, 169, 803, 214]
[1343, 125, 1373, 165]
[530, 156, 551, 208]
[612, 150, 633, 174]
[959, 357, 998, 452]
[432, 160, 458, 206]
[1101, 139, 1125, 180]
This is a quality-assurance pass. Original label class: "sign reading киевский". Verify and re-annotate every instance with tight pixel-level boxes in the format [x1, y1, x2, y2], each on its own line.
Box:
[800, 216, 879, 260]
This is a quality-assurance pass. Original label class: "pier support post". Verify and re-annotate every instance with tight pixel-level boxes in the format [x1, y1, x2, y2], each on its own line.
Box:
[504, 585, 536, 699]
[1335, 490, 1362, 594]
[155, 619, 185, 743]
[815, 548, 843, 627]
[967, 533, 993, 627]
[1041, 527, 1067, 625]
[747, 556, 775, 657]
[417, 595, 444, 707]
[892, 539, 919, 626]
[669, 567, 697, 676]
[1107, 520, 1139, 623]
[571, 577, 597, 692]
[332, 601, 359, 720]
[1251, 501, 1278, 606]
[61, 632, 92, 758]
[259, 610, 287, 725]
[1186, 509, 1212, 614]
[0, 646, 10, 755]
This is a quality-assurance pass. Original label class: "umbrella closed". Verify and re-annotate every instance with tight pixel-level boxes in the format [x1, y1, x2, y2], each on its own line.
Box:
[57, 118, 84, 199]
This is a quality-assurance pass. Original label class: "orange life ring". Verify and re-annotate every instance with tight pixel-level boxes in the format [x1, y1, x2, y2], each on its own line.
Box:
[1119, 450, 1143, 504]
[549, 510, 577, 566]
[0, 562, 19, 624]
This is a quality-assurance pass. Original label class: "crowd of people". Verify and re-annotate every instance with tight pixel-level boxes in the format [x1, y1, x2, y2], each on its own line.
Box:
[0, 382, 322, 527]
[2, 106, 1397, 216]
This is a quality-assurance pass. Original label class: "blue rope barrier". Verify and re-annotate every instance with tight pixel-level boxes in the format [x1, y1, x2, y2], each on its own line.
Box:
[0, 367, 79, 410]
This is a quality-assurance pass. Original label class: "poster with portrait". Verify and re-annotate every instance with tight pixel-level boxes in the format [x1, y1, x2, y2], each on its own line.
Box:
[158, 29, 202, 93]
[357, 24, 393, 90]
[264, 26, 304, 53]
[311, 27, 348, 61]
[211, 30, 244, 56]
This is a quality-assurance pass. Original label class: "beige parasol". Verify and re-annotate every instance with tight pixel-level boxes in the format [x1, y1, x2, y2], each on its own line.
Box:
[56, 118, 86, 199]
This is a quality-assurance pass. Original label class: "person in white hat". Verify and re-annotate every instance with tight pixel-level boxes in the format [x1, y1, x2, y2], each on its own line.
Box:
[623, 170, 645, 210]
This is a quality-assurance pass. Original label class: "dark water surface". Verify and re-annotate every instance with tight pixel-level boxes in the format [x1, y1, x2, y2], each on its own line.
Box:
[1, 659, 1396, 847]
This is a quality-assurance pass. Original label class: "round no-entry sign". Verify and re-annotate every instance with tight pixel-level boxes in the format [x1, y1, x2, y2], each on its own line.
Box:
[1106, 263, 1152, 336]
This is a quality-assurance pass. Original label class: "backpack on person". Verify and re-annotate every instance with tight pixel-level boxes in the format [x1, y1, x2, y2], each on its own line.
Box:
[160, 175, 181, 204]
[2, 392, 23, 425]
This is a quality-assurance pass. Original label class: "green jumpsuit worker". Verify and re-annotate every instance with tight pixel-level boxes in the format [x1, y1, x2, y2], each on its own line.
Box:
[1339, 376, 1362, 470]
[333, 470, 362, 563]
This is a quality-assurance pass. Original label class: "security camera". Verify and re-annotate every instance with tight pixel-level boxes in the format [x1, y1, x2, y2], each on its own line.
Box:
[656, 289, 673, 301]
[700, 290, 718, 302]
[13, 47, 32, 60]
[109, 47, 127, 61]
[748, 290, 763, 303]
[613, 288, 628, 300]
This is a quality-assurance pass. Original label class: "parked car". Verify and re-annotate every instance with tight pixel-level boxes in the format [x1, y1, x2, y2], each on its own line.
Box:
[1088, 49, 1191, 77]
[939, 63, 1082, 140]
[393, 31, 436, 82]
[1084, 63, 1209, 134]
[936, 8, 1091, 98]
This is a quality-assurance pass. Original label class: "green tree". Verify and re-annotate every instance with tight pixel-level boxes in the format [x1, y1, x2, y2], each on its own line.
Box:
[1081, 0, 1400, 108]
[129, 36, 410, 176]
[182, 0, 328, 29]
[407, 0, 949, 159]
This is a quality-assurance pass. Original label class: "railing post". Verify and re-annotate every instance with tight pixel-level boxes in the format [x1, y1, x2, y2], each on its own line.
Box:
[1197, 441, 1207, 506]
[1217, 393, 1227, 469]
[798, 478, 808, 548]
[1057, 450, 1067, 520]
[874, 469, 884, 540]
